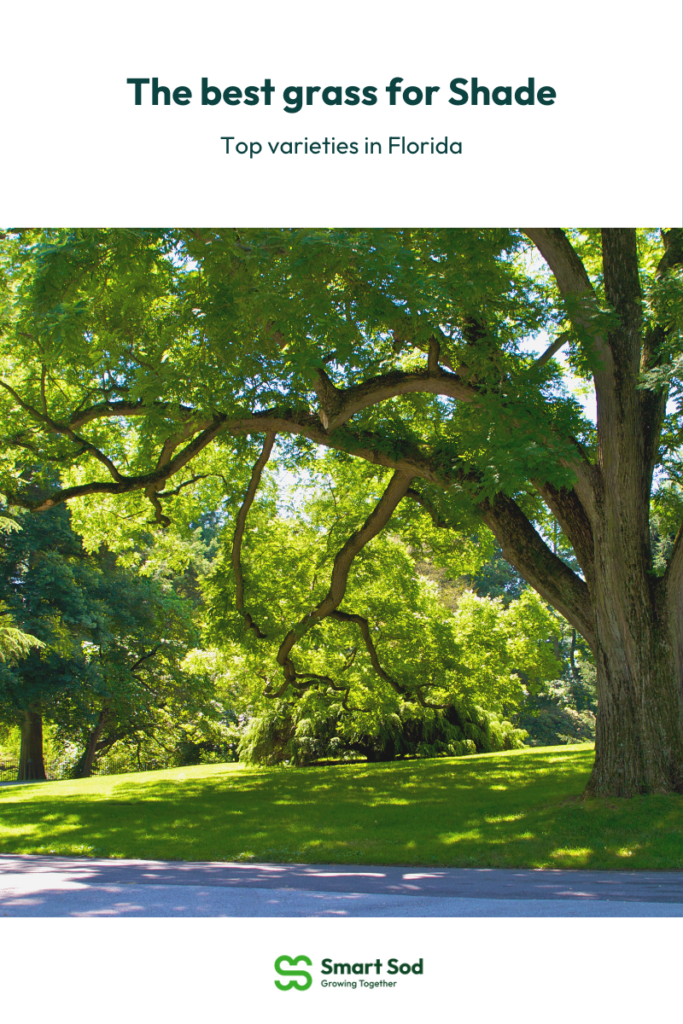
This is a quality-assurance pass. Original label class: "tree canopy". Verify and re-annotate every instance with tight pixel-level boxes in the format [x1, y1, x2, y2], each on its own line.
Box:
[1, 227, 682, 795]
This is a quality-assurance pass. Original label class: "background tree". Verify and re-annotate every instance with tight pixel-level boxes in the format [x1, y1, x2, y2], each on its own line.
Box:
[0, 501, 208, 778]
[1, 227, 681, 795]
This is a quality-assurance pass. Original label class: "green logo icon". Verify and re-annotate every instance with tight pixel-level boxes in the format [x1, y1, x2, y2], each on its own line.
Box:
[274, 955, 313, 991]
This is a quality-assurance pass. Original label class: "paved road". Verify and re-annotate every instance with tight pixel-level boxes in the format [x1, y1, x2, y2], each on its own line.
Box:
[1, 854, 682, 916]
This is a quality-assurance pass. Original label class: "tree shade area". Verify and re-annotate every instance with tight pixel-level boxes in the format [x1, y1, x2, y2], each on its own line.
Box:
[0, 228, 681, 797]
[2, 747, 683, 871]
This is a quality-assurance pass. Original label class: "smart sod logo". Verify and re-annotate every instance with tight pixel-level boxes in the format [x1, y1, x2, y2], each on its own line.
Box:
[274, 955, 313, 991]
[274, 954, 424, 990]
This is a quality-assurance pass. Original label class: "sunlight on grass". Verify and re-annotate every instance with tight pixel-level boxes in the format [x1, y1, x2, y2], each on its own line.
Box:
[484, 814, 524, 824]
[0, 744, 682, 869]
[550, 848, 594, 866]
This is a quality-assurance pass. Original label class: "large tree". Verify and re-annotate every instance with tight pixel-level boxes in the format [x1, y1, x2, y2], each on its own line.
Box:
[0, 227, 681, 796]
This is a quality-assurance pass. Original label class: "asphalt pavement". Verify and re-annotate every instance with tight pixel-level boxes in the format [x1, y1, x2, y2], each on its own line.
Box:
[1, 854, 682, 916]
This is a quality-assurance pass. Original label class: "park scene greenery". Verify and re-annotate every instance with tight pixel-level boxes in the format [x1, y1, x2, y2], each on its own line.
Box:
[3, 746, 683, 871]
[0, 227, 682, 867]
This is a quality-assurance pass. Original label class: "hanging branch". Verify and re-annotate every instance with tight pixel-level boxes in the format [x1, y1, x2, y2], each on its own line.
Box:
[330, 610, 407, 695]
[267, 469, 415, 696]
[231, 431, 276, 639]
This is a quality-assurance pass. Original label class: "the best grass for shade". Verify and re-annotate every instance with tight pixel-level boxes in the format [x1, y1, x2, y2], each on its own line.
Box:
[1, 743, 682, 870]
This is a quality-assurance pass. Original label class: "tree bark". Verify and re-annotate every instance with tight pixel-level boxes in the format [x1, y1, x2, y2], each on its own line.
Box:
[74, 710, 108, 778]
[585, 558, 683, 796]
[18, 709, 47, 781]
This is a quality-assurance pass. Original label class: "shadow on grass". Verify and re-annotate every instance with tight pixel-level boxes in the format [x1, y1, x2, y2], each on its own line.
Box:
[1, 746, 682, 870]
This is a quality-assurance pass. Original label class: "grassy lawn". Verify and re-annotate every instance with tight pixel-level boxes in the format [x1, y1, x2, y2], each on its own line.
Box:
[1, 743, 682, 870]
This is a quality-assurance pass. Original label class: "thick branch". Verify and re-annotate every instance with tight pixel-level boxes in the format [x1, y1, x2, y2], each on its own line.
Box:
[639, 228, 683, 483]
[230, 410, 444, 482]
[481, 492, 596, 650]
[533, 480, 595, 590]
[427, 337, 440, 373]
[231, 432, 276, 639]
[68, 399, 194, 429]
[522, 229, 594, 297]
[313, 366, 475, 431]
[523, 229, 611, 376]
[601, 229, 643, 364]
[407, 484, 595, 648]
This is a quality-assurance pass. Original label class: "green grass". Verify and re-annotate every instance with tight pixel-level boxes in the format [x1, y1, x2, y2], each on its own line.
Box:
[1, 743, 683, 870]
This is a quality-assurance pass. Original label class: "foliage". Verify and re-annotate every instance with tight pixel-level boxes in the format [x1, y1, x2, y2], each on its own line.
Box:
[204, 464, 560, 760]
[0, 500, 212, 774]
[0, 602, 44, 663]
[0, 514, 44, 663]
[238, 695, 525, 767]
[516, 680, 596, 747]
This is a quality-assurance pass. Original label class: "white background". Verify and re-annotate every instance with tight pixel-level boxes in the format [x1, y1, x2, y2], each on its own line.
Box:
[1, 918, 681, 1023]
[0, 2, 681, 1018]
[0, 0, 681, 225]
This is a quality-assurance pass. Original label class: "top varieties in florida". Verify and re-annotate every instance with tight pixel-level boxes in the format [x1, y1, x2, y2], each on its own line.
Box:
[220, 136, 463, 157]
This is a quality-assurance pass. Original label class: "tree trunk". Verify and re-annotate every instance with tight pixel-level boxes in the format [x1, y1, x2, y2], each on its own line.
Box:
[18, 709, 47, 781]
[520, 228, 683, 797]
[74, 710, 107, 778]
[587, 595, 683, 796]
[584, 407, 683, 796]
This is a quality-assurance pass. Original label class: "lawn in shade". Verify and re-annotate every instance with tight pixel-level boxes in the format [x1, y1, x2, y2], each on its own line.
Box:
[1, 744, 682, 870]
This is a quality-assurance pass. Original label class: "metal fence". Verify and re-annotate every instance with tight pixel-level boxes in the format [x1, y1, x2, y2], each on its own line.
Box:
[0, 761, 18, 782]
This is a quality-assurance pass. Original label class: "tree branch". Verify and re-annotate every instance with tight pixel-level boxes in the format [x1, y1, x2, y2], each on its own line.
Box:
[481, 492, 596, 650]
[523, 228, 611, 378]
[330, 610, 407, 694]
[532, 480, 595, 589]
[231, 431, 276, 640]
[601, 229, 643, 360]
[68, 399, 195, 429]
[522, 229, 594, 296]
[664, 522, 683, 600]
[270, 470, 415, 694]
[7, 414, 228, 514]
[406, 484, 595, 648]
[639, 228, 683, 487]
[532, 332, 571, 369]
[128, 646, 161, 673]
[0, 377, 126, 482]
[313, 365, 476, 432]
[656, 228, 683, 279]
[427, 336, 440, 373]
